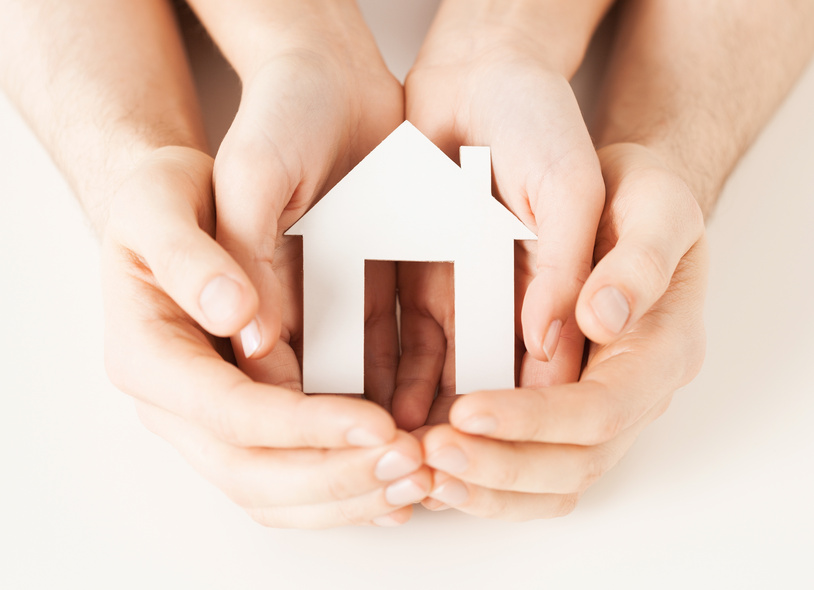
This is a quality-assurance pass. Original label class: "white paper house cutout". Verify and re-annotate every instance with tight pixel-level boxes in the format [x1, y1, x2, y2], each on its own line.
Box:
[286, 121, 536, 395]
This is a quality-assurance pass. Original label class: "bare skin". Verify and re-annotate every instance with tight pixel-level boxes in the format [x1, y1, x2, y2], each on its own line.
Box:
[0, 0, 429, 529]
[418, 0, 814, 519]
[2, 0, 812, 526]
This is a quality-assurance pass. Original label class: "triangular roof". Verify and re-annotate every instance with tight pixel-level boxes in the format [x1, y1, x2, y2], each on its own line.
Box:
[286, 121, 535, 247]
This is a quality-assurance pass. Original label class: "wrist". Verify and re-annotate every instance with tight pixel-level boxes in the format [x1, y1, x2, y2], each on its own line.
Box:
[82, 141, 207, 236]
[420, 0, 613, 77]
[187, 0, 386, 82]
[598, 140, 715, 222]
[598, 132, 722, 219]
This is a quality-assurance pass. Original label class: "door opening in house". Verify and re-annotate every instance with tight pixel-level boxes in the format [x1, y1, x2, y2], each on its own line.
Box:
[364, 260, 455, 418]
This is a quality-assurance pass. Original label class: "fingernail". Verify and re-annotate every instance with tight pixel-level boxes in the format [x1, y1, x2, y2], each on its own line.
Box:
[199, 275, 242, 324]
[542, 319, 563, 362]
[385, 478, 426, 506]
[372, 512, 404, 527]
[427, 446, 468, 474]
[240, 319, 261, 358]
[422, 497, 451, 511]
[345, 427, 387, 447]
[458, 415, 497, 436]
[375, 450, 420, 481]
[430, 479, 469, 507]
[591, 286, 630, 334]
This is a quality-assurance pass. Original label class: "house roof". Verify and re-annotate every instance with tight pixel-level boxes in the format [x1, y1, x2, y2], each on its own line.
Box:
[286, 121, 536, 250]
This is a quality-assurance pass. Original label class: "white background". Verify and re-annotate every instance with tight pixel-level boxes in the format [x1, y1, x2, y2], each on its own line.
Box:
[1, 2, 813, 588]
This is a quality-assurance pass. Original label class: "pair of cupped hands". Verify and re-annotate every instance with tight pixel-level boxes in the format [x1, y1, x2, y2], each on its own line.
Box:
[101, 15, 707, 528]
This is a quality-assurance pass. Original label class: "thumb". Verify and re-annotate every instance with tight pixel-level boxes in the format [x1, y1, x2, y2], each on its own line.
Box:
[576, 144, 705, 344]
[108, 147, 258, 339]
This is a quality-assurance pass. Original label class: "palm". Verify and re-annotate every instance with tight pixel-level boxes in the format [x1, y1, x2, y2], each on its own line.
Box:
[394, 51, 602, 429]
[212, 52, 404, 394]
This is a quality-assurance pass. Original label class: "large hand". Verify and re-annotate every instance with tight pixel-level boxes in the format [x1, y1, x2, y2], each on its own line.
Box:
[211, 11, 404, 405]
[421, 143, 707, 519]
[394, 5, 605, 429]
[103, 147, 430, 528]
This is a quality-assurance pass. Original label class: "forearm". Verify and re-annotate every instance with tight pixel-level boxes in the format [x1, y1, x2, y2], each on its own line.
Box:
[417, 0, 615, 77]
[0, 0, 206, 232]
[595, 0, 814, 216]
[184, 0, 385, 80]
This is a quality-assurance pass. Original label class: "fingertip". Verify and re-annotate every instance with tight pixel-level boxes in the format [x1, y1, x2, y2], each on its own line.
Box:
[239, 318, 263, 358]
[521, 277, 549, 361]
[421, 497, 451, 511]
[199, 273, 259, 337]
[448, 391, 497, 433]
[392, 396, 431, 433]
[372, 506, 414, 527]
[343, 398, 399, 448]
[235, 281, 283, 361]
[576, 280, 632, 344]
[419, 423, 458, 456]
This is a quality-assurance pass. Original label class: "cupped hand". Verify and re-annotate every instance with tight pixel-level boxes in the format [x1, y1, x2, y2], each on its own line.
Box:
[102, 146, 430, 528]
[421, 143, 707, 519]
[393, 9, 605, 429]
[211, 12, 405, 405]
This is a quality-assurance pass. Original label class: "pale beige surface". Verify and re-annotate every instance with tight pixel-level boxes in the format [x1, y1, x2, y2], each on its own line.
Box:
[1, 2, 812, 588]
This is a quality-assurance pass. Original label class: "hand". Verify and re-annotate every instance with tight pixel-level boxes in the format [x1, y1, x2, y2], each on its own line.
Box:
[393, 6, 605, 429]
[102, 147, 431, 528]
[421, 143, 707, 519]
[211, 10, 405, 406]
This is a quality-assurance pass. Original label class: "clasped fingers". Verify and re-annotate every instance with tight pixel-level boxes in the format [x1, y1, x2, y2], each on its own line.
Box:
[136, 401, 431, 529]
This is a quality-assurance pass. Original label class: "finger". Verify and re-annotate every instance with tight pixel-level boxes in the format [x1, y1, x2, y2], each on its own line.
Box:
[448, 262, 703, 448]
[509, 95, 604, 363]
[213, 143, 288, 361]
[424, 396, 672, 495]
[245, 468, 432, 529]
[136, 401, 424, 506]
[427, 473, 579, 522]
[576, 144, 705, 343]
[364, 260, 399, 410]
[103, 248, 397, 449]
[108, 148, 258, 338]
[518, 311, 585, 390]
[392, 261, 453, 431]
[420, 497, 451, 512]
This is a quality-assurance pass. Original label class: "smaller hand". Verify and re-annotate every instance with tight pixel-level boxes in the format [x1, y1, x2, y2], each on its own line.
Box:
[211, 16, 404, 404]
[103, 147, 430, 528]
[394, 22, 605, 429]
[420, 144, 707, 520]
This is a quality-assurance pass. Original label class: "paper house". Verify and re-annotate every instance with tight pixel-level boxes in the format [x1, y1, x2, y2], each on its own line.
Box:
[286, 122, 536, 395]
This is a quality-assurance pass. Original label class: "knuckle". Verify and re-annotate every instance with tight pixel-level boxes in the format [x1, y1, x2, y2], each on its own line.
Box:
[594, 411, 628, 445]
[628, 243, 672, 301]
[206, 384, 254, 447]
[210, 408, 244, 447]
[246, 507, 281, 529]
[335, 498, 369, 527]
[584, 392, 630, 445]
[324, 464, 357, 502]
[154, 234, 198, 279]
[491, 457, 522, 491]
[578, 448, 610, 492]
[293, 396, 322, 448]
[478, 492, 514, 521]
[553, 493, 580, 518]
